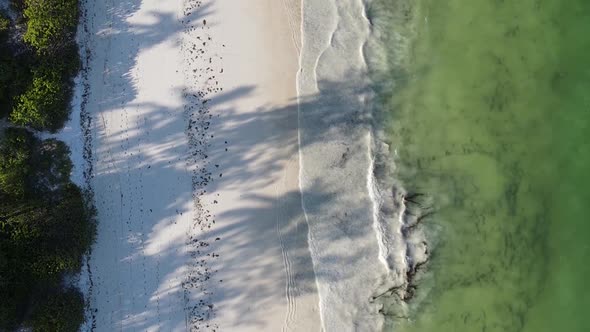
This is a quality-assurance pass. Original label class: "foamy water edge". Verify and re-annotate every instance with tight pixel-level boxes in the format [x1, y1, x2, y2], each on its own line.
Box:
[297, 0, 430, 329]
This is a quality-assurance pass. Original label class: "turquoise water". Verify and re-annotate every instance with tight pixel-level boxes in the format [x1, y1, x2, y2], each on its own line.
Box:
[368, 1, 590, 331]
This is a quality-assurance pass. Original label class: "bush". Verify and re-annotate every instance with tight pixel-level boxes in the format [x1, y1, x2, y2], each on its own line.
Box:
[10, 64, 71, 131]
[23, 0, 78, 54]
[0, 44, 32, 119]
[0, 13, 9, 35]
[0, 129, 94, 330]
[0, 128, 74, 198]
[0, 0, 90, 329]
[31, 139, 72, 196]
[30, 288, 84, 332]
[0, 284, 30, 331]
[51, 40, 81, 78]
[0, 128, 34, 198]
[29, 184, 94, 279]
[4, 0, 81, 129]
[0, 57, 16, 115]
[0, 12, 15, 117]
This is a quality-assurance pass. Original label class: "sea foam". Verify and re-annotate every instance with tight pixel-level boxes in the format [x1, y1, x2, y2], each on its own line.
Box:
[297, 0, 425, 329]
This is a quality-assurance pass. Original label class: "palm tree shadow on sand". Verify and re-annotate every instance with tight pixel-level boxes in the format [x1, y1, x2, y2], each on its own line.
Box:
[81, 0, 397, 329]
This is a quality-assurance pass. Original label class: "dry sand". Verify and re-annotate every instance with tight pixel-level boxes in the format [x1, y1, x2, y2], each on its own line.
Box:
[83, 0, 321, 330]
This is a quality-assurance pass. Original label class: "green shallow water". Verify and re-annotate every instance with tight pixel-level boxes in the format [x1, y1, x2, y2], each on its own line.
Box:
[368, 1, 590, 331]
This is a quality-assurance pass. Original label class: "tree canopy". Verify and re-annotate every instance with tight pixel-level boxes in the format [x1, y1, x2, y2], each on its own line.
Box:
[0, 129, 94, 330]
[0, 0, 90, 330]
[23, 0, 78, 54]
[10, 64, 71, 131]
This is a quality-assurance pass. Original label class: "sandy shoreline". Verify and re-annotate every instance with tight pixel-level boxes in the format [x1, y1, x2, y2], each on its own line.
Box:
[82, 0, 320, 330]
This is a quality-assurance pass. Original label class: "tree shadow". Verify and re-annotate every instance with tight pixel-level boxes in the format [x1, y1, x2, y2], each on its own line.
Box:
[82, 0, 392, 330]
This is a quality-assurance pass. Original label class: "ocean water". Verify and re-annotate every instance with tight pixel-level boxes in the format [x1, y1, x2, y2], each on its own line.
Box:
[366, 0, 590, 331]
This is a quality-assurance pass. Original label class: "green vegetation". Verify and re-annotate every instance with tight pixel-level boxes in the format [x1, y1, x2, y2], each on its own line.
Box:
[0, 0, 80, 131]
[0, 0, 92, 330]
[29, 288, 85, 332]
[0, 11, 22, 118]
[0, 128, 33, 198]
[11, 63, 72, 131]
[0, 13, 8, 33]
[23, 0, 78, 54]
[0, 129, 94, 331]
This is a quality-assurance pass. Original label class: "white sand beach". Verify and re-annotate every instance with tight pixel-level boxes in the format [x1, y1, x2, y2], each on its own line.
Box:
[83, 0, 321, 330]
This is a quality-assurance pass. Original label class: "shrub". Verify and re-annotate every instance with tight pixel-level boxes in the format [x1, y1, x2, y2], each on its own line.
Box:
[0, 284, 30, 331]
[0, 129, 94, 331]
[0, 128, 34, 198]
[0, 12, 14, 116]
[0, 13, 9, 35]
[7, 0, 81, 130]
[0, 0, 90, 329]
[0, 48, 32, 119]
[0, 186, 93, 284]
[0, 57, 16, 114]
[30, 288, 84, 332]
[51, 40, 81, 78]
[23, 0, 78, 54]
[29, 184, 94, 278]
[0, 186, 93, 316]
[10, 64, 70, 131]
[0, 194, 43, 330]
